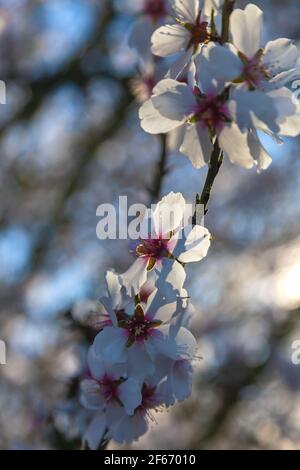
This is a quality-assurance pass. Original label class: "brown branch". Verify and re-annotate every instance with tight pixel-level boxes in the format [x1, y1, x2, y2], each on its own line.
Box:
[149, 134, 168, 202]
[194, 0, 235, 218]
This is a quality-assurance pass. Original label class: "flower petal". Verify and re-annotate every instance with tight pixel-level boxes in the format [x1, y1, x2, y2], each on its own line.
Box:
[247, 131, 272, 171]
[121, 258, 148, 296]
[174, 0, 200, 23]
[153, 191, 186, 236]
[144, 287, 166, 319]
[173, 326, 197, 360]
[156, 258, 187, 295]
[139, 99, 183, 134]
[229, 89, 280, 134]
[278, 111, 300, 137]
[118, 378, 142, 416]
[230, 4, 263, 57]
[110, 412, 148, 444]
[195, 43, 243, 92]
[104, 271, 124, 321]
[126, 343, 155, 381]
[152, 325, 197, 360]
[270, 68, 300, 89]
[172, 359, 193, 402]
[167, 123, 187, 152]
[151, 24, 189, 57]
[152, 81, 195, 121]
[268, 87, 297, 122]
[264, 38, 299, 76]
[177, 225, 211, 263]
[204, 0, 224, 15]
[84, 413, 107, 450]
[80, 379, 105, 411]
[88, 346, 126, 380]
[167, 50, 194, 80]
[180, 124, 213, 168]
[93, 326, 127, 364]
[153, 300, 177, 324]
[87, 346, 105, 379]
[218, 122, 255, 168]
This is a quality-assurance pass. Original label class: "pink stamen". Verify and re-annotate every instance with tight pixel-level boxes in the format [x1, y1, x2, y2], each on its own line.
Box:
[98, 375, 120, 403]
[192, 93, 230, 131]
[243, 55, 268, 88]
[189, 22, 210, 48]
[136, 237, 170, 260]
[135, 384, 159, 416]
[125, 315, 157, 344]
[184, 12, 210, 52]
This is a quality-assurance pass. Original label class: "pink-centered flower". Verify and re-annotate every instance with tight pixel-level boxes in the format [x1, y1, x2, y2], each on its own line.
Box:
[93, 270, 131, 331]
[156, 357, 194, 406]
[107, 381, 165, 444]
[191, 88, 230, 132]
[128, 0, 170, 58]
[151, 0, 212, 78]
[229, 4, 300, 92]
[93, 286, 197, 382]
[225, 4, 300, 137]
[121, 191, 210, 296]
[84, 379, 166, 448]
[80, 347, 141, 416]
[140, 40, 300, 171]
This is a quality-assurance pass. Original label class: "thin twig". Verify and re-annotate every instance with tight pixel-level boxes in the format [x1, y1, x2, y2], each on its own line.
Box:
[194, 0, 235, 218]
[221, 0, 235, 44]
[149, 133, 168, 202]
[199, 139, 223, 214]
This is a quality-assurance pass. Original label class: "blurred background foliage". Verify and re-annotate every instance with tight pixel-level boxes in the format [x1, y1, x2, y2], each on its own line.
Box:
[0, 0, 300, 450]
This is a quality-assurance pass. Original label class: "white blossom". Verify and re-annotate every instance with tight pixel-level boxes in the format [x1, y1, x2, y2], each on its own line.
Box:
[140, 38, 300, 170]
[79, 1, 300, 449]
[93, 285, 197, 382]
[84, 379, 166, 447]
[108, 380, 166, 444]
[81, 347, 141, 416]
[229, 4, 300, 91]
[96, 270, 131, 330]
[121, 191, 210, 295]
[128, 0, 171, 57]
[151, 0, 212, 78]
[158, 357, 194, 406]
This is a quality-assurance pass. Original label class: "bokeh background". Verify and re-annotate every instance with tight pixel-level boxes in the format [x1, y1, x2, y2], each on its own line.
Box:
[0, 0, 300, 450]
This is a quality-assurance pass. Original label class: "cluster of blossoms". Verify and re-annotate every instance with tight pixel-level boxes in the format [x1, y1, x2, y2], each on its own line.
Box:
[140, 1, 300, 169]
[79, 0, 300, 448]
[81, 193, 210, 448]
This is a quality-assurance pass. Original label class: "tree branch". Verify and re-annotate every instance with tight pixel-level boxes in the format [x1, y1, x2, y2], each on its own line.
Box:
[221, 0, 235, 44]
[194, 0, 235, 217]
[149, 134, 168, 202]
[199, 139, 223, 214]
